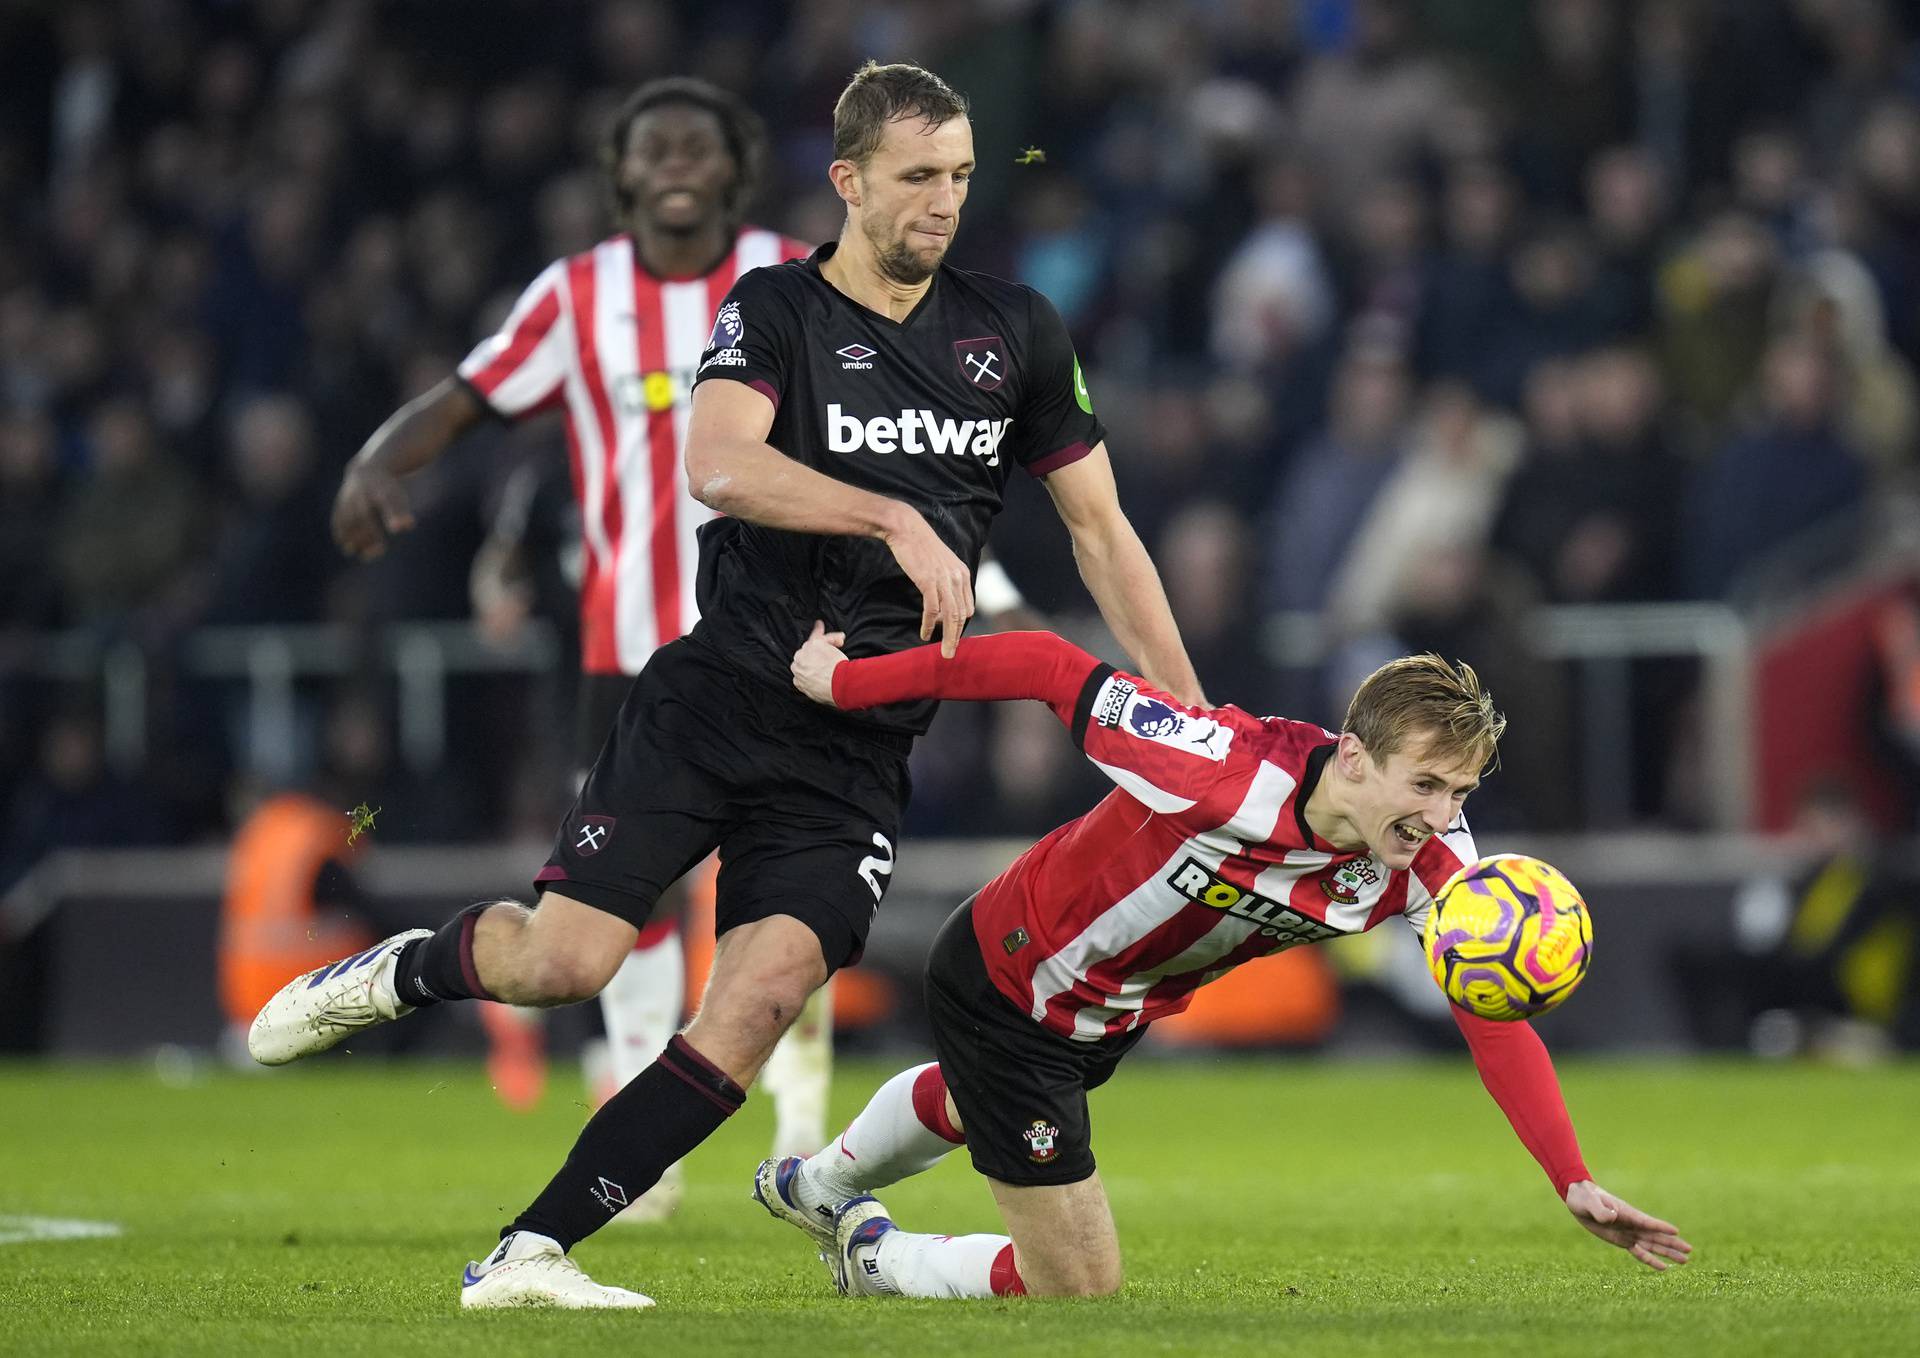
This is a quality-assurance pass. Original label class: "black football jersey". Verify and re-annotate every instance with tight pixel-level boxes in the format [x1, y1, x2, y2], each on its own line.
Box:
[688, 243, 1106, 734]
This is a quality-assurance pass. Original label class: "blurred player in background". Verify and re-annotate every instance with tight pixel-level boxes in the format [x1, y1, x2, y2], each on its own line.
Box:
[326, 77, 819, 1219]
[755, 626, 1689, 1297]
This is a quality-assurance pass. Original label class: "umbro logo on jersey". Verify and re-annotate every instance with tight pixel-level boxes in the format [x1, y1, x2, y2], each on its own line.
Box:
[827, 404, 1012, 467]
[954, 336, 1006, 390]
[836, 343, 877, 370]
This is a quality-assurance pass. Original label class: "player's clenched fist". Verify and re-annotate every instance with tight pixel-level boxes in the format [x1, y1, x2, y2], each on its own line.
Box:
[332, 461, 416, 560]
[880, 507, 973, 658]
[791, 621, 849, 706]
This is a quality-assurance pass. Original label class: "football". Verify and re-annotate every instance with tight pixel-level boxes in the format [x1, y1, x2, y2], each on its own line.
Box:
[1422, 854, 1593, 1021]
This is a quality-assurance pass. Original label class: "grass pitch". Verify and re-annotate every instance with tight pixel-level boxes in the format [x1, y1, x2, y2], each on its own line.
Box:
[2, 1054, 1916, 1356]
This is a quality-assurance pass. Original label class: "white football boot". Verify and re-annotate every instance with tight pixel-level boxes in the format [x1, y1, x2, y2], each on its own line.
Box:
[246, 929, 431, 1066]
[458, 1230, 655, 1309]
[829, 1195, 901, 1297]
[751, 1155, 836, 1250]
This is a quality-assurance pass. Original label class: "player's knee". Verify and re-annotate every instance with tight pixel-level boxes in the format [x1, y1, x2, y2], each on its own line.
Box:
[1085, 1258, 1124, 1297]
[727, 951, 822, 1029]
[743, 972, 816, 1041]
[520, 947, 619, 1005]
[692, 966, 816, 1054]
[1027, 1262, 1123, 1299]
[1068, 1258, 1125, 1298]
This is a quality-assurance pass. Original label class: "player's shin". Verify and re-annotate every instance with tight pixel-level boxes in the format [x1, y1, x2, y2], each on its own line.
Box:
[508, 1034, 745, 1250]
[761, 980, 834, 1156]
[796, 1061, 963, 1214]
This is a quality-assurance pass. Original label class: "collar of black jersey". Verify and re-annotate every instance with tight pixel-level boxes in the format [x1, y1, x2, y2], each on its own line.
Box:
[1294, 742, 1336, 852]
[807, 241, 942, 329]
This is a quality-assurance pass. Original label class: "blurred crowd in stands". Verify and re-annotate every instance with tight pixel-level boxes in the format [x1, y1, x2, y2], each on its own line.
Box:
[6, 0, 1920, 869]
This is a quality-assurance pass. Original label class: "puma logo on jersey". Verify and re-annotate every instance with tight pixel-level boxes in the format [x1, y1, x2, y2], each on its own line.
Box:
[827, 404, 1011, 466]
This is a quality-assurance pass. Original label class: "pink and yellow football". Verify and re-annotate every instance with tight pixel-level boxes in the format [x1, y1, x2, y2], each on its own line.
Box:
[1421, 854, 1593, 1021]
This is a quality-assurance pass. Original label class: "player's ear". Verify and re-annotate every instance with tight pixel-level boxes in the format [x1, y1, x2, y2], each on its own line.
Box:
[828, 158, 861, 207]
[1334, 732, 1370, 781]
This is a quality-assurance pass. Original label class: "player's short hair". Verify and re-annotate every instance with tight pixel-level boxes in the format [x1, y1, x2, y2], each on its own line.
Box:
[1343, 653, 1506, 773]
[601, 77, 767, 225]
[832, 60, 970, 168]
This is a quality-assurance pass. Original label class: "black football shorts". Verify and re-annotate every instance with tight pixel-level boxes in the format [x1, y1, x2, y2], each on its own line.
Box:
[574, 672, 635, 773]
[925, 897, 1146, 1187]
[537, 636, 911, 970]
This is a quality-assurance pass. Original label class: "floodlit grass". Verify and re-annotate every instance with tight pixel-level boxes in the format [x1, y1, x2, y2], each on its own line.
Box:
[2, 1054, 1916, 1355]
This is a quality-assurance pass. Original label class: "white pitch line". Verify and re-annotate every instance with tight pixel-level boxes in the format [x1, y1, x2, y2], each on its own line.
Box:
[0, 1215, 125, 1246]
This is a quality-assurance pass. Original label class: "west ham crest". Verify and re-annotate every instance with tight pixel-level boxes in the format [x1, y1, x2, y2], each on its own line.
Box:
[573, 815, 616, 856]
[954, 335, 1006, 390]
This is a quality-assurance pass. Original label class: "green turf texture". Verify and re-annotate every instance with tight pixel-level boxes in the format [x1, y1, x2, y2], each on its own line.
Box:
[2, 1055, 1915, 1356]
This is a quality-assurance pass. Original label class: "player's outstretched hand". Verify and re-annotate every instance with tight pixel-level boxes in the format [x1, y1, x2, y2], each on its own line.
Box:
[791, 620, 849, 706]
[1564, 1180, 1692, 1271]
[332, 461, 416, 560]
[882, 509, 974, 658]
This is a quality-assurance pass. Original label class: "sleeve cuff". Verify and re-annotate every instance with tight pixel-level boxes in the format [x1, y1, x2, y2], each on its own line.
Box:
[691, 371, 781, 413]
[1026, 440, 1094, 477]
[1069, 662, 1117, 749]
[453, 372, 513, 425]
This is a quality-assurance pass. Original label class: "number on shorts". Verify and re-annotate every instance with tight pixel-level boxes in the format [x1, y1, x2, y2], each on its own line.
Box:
[856, 831, 895, 902]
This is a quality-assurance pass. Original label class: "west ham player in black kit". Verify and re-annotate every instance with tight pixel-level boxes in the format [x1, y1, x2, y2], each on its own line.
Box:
[247, 62, 1204, 1308]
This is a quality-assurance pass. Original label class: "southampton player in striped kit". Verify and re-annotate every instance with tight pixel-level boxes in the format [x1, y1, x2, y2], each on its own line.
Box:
[326, 78, 822, 1216]
[756, 627, 1692, 1298]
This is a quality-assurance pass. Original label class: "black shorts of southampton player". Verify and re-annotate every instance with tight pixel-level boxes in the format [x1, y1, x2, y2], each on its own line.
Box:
[249, 59, 1205, 1309]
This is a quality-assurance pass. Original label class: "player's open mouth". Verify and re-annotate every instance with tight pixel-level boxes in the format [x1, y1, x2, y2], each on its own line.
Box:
[657, 190, 700, 210]
[1391, 821, 1428, 848]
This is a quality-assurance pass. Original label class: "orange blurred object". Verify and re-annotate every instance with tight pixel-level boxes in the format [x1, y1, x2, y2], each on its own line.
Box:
[218, 792, 374, 1026]
[1152, 945, 1339, 1047]
[479, 1001, 549, 1112]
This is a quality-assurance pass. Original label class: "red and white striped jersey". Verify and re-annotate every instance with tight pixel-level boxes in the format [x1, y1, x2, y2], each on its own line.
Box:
[831, 632, 1476, 1042]
[831, 632, 1590, 1195]
[457, 228, 811, 674]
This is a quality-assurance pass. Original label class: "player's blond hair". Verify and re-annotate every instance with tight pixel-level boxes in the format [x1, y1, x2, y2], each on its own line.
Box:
[1343, 653, 1506, 772]
[832, 61, 969, 168]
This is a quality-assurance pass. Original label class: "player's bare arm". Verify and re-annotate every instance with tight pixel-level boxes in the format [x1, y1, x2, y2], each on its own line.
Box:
[1041, 445, 1207, 706]
[1563, 1181, 1693, 1270]
[1449, 979, 1689, 1273]
[687, 378, 975, 656]
[332, 375, 486, 560]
